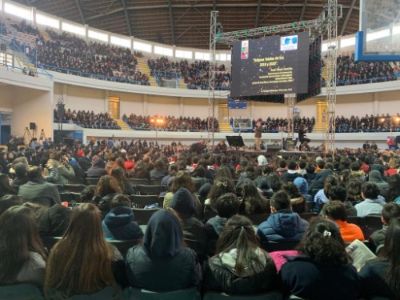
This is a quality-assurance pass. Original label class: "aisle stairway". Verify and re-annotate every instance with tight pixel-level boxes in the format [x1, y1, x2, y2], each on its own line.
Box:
[178, 78, 187, 89]
[136, 56, 157, 86]
[219, 122, 233, 133]
[114, 119, 132, 130]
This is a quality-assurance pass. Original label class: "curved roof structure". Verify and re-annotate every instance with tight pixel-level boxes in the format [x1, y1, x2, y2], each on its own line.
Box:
[18, 0, 359, 49]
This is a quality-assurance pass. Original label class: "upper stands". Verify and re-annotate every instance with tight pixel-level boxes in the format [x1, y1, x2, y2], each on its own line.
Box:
[54, 109, 121, 130]
[1, 17, 400, 92]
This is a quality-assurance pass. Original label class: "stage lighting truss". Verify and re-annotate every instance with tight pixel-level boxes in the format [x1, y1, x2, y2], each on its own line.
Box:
[209, 0, 340, 156]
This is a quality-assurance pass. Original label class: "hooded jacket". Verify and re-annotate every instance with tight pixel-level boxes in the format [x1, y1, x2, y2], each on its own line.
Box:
[257, 210, 308, 247]
[368, 170, 389, 197]
[126, 210, 200, 292]
[102, 206, 143, 241]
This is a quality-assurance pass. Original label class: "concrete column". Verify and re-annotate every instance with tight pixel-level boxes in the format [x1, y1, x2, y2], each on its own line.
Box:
[373, 93, 379, 115]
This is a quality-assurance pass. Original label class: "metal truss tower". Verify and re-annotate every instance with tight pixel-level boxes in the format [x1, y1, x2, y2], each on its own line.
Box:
[208, 10, 218, 148]
[325, 0, 339, 156]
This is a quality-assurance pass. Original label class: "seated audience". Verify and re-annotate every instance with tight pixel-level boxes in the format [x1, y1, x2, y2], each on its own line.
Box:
[368, 170, 389, 197]
[0, 173, 16, 196]
[355, 182, 386, 217]
[92, 175, 123, 217]
[280, 219, 360, 300]
[170, 187, 207, 260]
[86, 155, 107, 179]
[205, 193, 241, 255]
[126, 209, 201, 292]
[203, 215, 278, 295]
[0, 205, 46, 287]
[102, 194, 143, 241]
[360, 218, 400, 299]
[18, 167, 61, 207]
[369, 202, 400, 254]
[0, 194, 23, 216]
[10, 162, 29, 191]
[45, 203, 124, 298]
[387, 174, 400, 203]
[257, 191, 308, 249]
[236, 179, 269, 216]
[322, 200, 365, 243]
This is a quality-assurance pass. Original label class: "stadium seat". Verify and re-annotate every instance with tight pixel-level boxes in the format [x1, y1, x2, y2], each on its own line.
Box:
[0, 283, 44, 300]
[248, 212, 269, 225]
[362, 215, 382, 239]
[132, 208, 160, 225]
[59, 192, 81, 202]
[136, 184, 165, 195]
[129, 288, 201, 300]
[203, 291, 283, 300]
[68, 287, 120, 300]
[263, 240, 299, 252]
[107, 239, 141, 257]
[299, 212, 318, 221]
[56, 184, 87, 193]
[130, 195, 163, 208]
[86, 177, 100, 185]
[128, 178, 150, 186]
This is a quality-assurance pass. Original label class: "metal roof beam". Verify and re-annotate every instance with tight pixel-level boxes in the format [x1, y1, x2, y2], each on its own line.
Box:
[255, 0, 262, 27]
[340, 0, 357, 36]
[167, 0, 176, 44]
[120, 0, 133, 36]
[74, 0, 86, 24]
[86, 3, 359, 21]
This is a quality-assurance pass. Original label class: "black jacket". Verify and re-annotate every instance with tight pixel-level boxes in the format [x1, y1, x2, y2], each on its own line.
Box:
[126, 245, 201, 292]
[280, 256, 360, 300]
[359, 258, 396, 299]
[203, 249, 278, 295]
[102, 207, 143, 241]
[181, 217, 208, 261]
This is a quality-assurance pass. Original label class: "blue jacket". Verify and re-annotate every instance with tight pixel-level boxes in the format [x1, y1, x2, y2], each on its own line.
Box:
[257, 210, 308, 245]
[102, 207, 143, 241]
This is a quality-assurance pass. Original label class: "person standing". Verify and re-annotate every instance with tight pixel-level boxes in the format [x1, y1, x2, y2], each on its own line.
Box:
[254, 121, 262, 151]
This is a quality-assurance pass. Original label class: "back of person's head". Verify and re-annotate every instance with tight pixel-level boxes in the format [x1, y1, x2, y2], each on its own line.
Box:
[45, 203, 114, 296]
[208, 178, 235, 202]
[382, 203, 400, 225]
[0, 205, 45, 284]
[279, 160, 287, 169]
[80, 185, 96, 203]
[237, 179, 258, 198]
[171, 171, 195, 193]
[110, 194, 131, 209]
[171, 187, 196, 219]
[362, 182, 380, 200]
[168, 164, 178, 175]
[27, 166, 43, 182]
[328, 185, 347, 202]
[269, 174, 282, 192]
[14, 163, 28, 178]
[383, 218, 400, 297]
[215, 193, 240, 218]
[95, 175, 122, 197]
[306, 163, 316, 174]
[144, 209, 183, 258]
[282, 183, 301, 198]
[288, 161, 298, 171]
[317, 160, 325, 170]
[298, 218, 348, 265]
[216, 215, 269, 276]
[110, 167, 126, 181]
[0, 195, 23, 216]
[323, 176, 338, 194]
[346, 179, 362, 201]
[387, 174, 400, 202]
[350, 161, 361, 172]
[322, 200, 347, 221]
[270, 190, 291, 211]
[192, 166, 206, 178]
[154, 159, 165, 171]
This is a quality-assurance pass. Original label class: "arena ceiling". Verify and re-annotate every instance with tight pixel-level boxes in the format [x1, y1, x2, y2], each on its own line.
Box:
[18, 0, 360, 49]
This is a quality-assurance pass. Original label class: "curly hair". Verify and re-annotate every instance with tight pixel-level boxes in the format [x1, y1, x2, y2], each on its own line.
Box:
[298, 218, 350, 266]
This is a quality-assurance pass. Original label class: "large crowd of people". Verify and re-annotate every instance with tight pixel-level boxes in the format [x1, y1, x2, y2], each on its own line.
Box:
[122, 114, 219, 132]
[336, 114, 400, 133]
[230, 117, 315, 133]
[0, 137, 400, 299]
[335, 54, 399, 86]
[148, 56, 231, 90]
[54, 109, 120, 130]
[3, 19, 400, 91]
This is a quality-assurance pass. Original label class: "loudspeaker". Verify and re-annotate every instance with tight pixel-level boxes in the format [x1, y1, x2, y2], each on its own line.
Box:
[226, 136, 245, 148]
[29, 122, 37, 130]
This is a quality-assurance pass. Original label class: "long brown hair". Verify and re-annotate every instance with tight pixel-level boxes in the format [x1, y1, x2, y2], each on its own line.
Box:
[44, 203, 115, 297]
[0, 206, 46, 284]
[95, 175, 122, 197]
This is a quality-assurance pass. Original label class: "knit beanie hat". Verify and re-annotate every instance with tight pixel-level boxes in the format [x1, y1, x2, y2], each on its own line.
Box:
[171, 187, 196, 218]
